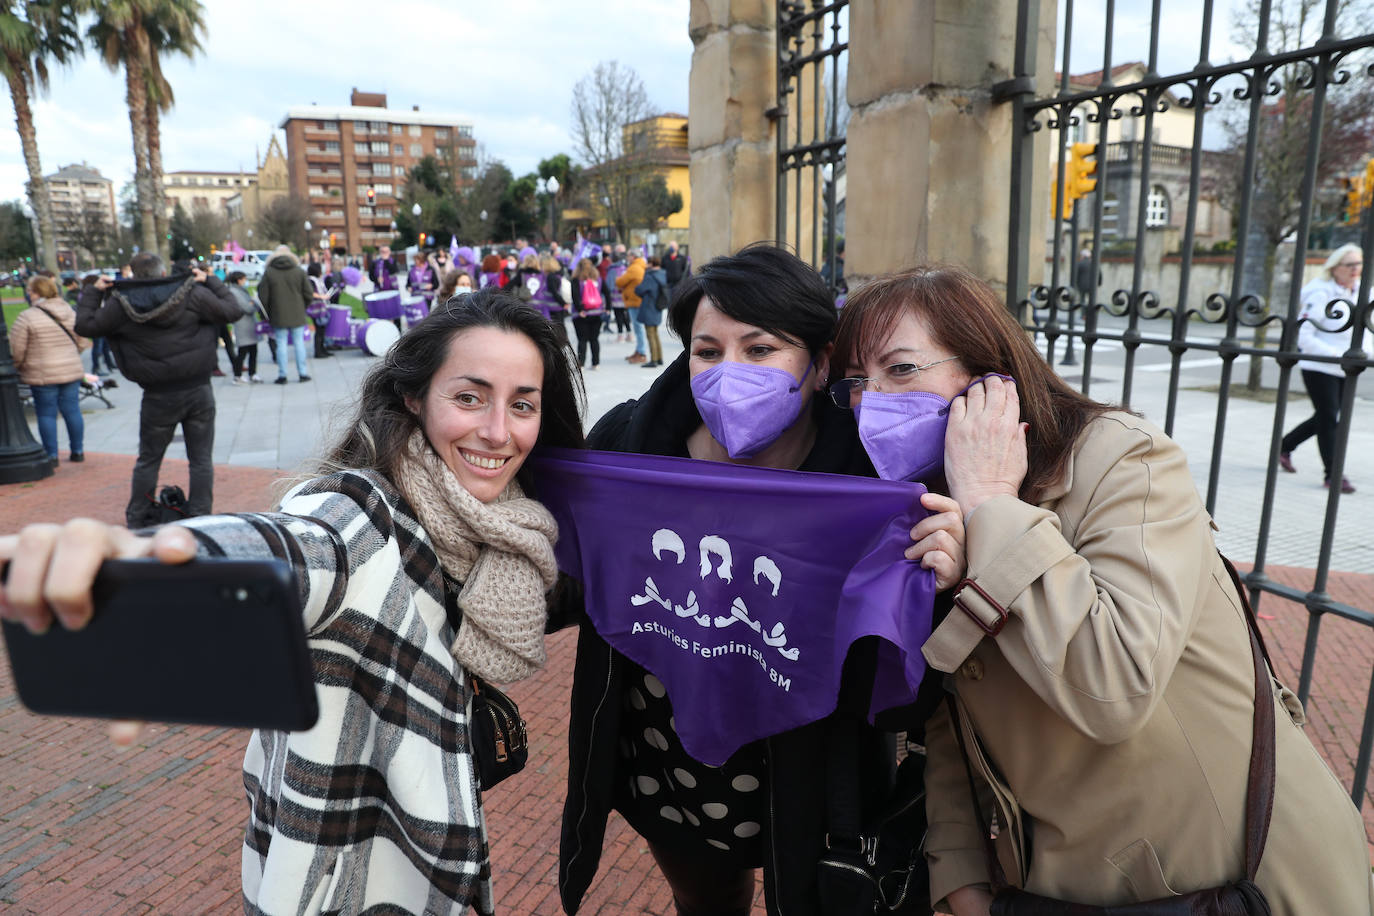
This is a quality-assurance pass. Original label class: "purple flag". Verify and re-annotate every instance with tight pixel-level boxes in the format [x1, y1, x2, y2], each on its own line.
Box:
[640, 242, 650, 259]
[532, 448, 936, 766]
[449, 235, 460, 265]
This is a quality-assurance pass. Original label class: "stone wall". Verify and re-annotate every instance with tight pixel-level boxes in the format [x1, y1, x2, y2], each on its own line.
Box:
[687, 0, 778, 268]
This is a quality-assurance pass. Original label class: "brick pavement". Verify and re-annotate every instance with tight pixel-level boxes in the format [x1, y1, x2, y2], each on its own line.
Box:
[1, 457, 1371, 913]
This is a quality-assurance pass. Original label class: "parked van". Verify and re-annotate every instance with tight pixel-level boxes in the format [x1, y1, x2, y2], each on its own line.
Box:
[210, 250, 267, 281]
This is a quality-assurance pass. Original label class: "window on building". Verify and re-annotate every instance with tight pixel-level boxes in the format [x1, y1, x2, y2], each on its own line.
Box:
[393, 144, 404, 155]
[371, 121, 386, 132]
[370, 141, 389, 155]
[319, 120, 337, 131]
[461, 166, 477, 180]
[409, 144, 423, 157]
[324, 141, 339, 152]
[408, 124, 421, 137]
[1102, 192, 1119, 237]
[435, 129, 449, 141]
[376, 206, 392, 218]
[373, 163, 391, 177]
[392, 124, 402, 135]
[374, 183, 393, 195]
[458, 125, 473, 138]
[395, 165, 405, 178]
[354, 142, 369, 155]
[218, 178, 228, 186]
[359, 205, 375, 217]
[356, 165, 372, 178]
[355, 120, 369, 132]
[1145, 185, 1170, 227]
[309, 185, 325, 197]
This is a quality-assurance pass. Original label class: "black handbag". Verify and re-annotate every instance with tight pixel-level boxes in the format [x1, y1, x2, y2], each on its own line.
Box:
[948, 555, 1275, 916]
[468, 674, 528, 791]
[817, 715, 933, 914]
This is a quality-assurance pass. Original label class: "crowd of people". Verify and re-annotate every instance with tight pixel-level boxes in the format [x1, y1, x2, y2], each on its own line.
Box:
[2, 241, 1371, 916]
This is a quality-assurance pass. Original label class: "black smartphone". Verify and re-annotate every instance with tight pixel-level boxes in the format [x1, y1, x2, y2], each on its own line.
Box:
[2, 558, 318, 731]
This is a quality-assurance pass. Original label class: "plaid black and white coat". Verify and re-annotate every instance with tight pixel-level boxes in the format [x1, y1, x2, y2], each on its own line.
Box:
[180, 469, 494, 916]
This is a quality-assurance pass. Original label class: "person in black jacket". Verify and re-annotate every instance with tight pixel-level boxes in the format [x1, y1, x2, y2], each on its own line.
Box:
[558, 244, 956, 916]
[76, 252, 243, 525]
[662, 240, 688, 292]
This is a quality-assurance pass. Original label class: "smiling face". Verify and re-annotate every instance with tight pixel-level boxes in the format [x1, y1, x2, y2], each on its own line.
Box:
[406, 326, 544, 503]
[688, 298, 825, 393]
[848, 308, 973, 403]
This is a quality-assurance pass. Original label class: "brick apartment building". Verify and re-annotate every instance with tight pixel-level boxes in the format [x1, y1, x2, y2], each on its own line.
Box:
[279, 89, 477, 252]
[43, 162, 118, 270]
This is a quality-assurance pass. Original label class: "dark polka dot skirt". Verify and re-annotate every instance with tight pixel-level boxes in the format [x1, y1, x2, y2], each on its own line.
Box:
[614, 662, 767, 865]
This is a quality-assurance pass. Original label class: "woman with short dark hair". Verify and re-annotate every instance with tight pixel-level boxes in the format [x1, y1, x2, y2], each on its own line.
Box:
[558, 244, 956, 916]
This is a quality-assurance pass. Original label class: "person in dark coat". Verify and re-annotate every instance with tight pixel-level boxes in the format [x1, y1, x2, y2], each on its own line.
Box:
[1073, 247, 1100, 305]
[633, 255, 668, 368]
[257, 245, 314, 384]
[662, 241, 688, 292]
[76, 252, 243, 524]
[557, 244, 948, 916]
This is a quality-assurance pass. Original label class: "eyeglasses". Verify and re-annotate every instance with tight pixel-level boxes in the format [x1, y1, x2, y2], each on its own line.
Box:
[1336, 261, 1363, 269]
[828, 356, 960, 409]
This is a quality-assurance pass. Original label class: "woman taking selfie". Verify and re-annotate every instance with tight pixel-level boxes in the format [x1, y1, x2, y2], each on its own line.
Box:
[0, 289, 585, 915]
[830, 265, 1372, 915]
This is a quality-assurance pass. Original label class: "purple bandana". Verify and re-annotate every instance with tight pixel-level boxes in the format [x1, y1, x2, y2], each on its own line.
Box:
[532, 448, 937, 766]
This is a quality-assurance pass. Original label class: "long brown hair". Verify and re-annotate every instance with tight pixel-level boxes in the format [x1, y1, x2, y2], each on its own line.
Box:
[832, 265, 1114, 503]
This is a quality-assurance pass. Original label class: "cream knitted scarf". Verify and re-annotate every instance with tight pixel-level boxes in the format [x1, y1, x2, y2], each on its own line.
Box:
[394, 429, 559, 684]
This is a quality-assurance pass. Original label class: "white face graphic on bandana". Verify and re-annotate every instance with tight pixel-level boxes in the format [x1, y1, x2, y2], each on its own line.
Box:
[630, 527, 799, 662]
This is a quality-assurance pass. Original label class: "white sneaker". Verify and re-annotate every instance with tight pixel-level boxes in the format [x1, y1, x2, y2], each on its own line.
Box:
[232, 375, 245, 385]
[250, 374, 263, 383]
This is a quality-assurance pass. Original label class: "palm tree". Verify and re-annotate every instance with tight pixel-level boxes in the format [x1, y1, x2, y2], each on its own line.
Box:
[142, 0, 204, 259]
[1, 0, 82, 272]
[88, 1, 158, 256]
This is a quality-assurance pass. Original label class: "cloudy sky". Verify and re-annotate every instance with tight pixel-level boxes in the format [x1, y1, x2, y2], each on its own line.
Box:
[1, 0, 1277, 208]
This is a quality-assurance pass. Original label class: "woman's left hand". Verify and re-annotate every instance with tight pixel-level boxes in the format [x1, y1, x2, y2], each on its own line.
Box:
[905, 492, 966, 591]
[944, 376, 1028, 517]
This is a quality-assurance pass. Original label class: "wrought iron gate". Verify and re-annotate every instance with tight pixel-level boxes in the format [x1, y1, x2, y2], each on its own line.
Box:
[775, 0, 847, 293]
[1003, 0, 1374, 804]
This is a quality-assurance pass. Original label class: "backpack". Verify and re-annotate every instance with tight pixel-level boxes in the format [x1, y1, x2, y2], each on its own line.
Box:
[580, 278, 604, 312]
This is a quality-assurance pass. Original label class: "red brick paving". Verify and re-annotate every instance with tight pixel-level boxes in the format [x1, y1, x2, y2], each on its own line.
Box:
[2, 456, 1370, 913]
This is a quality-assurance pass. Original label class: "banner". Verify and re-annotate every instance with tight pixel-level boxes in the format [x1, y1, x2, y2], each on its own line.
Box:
[532, 448, 937, 766]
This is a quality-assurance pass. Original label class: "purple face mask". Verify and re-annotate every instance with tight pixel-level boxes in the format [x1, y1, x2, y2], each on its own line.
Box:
[691, 361, 814, 459]
[855, 374, 1015, 482]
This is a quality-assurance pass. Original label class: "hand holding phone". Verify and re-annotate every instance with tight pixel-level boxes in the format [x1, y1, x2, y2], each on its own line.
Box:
[0, 520, 195, 634]
[2, 557, 318, 731]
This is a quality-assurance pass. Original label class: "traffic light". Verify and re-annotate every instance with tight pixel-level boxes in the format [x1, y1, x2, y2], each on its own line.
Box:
[1363, 158, 1374, 212]
[1345, 177, 1364, 223]
[367, 186, 376, 204]
[418, 232, 427, 247]
[329, 233, 337, 248]
[1051, 142, 1098, 220]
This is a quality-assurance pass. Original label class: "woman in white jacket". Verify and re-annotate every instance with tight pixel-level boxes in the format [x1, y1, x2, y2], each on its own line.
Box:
[1278, 243, 1364, 493]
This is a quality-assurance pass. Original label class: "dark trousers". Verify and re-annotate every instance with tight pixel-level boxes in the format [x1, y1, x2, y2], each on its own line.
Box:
[647, 840, 755, 916]
[217, 325, 236, 370]
[231, 342, 258, 377]
[1281, 370, 1345, 479]
[612, 306, 630, 333]
[127, 383, 216, 527]
[91, 337, 117, 373]
[573, 315, 602, 367]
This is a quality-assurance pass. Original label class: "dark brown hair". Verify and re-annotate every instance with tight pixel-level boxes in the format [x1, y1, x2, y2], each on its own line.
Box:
[319, 287, 584, 496]
[832, 265, 1113, 503]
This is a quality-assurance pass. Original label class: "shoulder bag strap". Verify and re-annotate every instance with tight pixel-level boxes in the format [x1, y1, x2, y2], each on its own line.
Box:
[35, 305, 81, 352]
[1219, 553, 1277, 881]
[944, 692, 1010, 893]
[823, 713, 867, 855]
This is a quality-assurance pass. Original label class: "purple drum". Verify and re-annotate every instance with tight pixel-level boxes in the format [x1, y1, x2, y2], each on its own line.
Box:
[325, 305, 354, 346]
[360, 318, 400, 356]
[401, 295, 429, 325]
[364, 291, 402, 320]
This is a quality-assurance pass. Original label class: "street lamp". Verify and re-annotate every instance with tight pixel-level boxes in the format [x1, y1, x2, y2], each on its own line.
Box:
[412, 203, 422, 218]
[546, 176, 559, 243]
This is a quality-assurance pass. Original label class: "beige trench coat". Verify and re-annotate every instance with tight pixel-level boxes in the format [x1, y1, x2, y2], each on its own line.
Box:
[922, 411, 1372, 915]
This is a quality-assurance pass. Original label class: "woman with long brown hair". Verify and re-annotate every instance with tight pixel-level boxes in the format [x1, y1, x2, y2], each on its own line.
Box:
[830, 265, 1372, 915]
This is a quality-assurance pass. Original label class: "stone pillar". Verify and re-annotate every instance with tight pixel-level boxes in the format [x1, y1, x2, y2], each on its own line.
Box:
[687, 0, 777, 267]
[845, 0, 1054, 292]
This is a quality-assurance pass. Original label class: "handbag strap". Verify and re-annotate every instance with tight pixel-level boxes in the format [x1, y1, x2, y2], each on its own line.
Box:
[947, 550, 1276, 891]
[35, 304, 82, 352]
[824, 713, 869, 859]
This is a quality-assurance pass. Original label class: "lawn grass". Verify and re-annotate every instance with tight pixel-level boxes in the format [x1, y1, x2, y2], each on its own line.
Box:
[4, 301, 24, 333]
